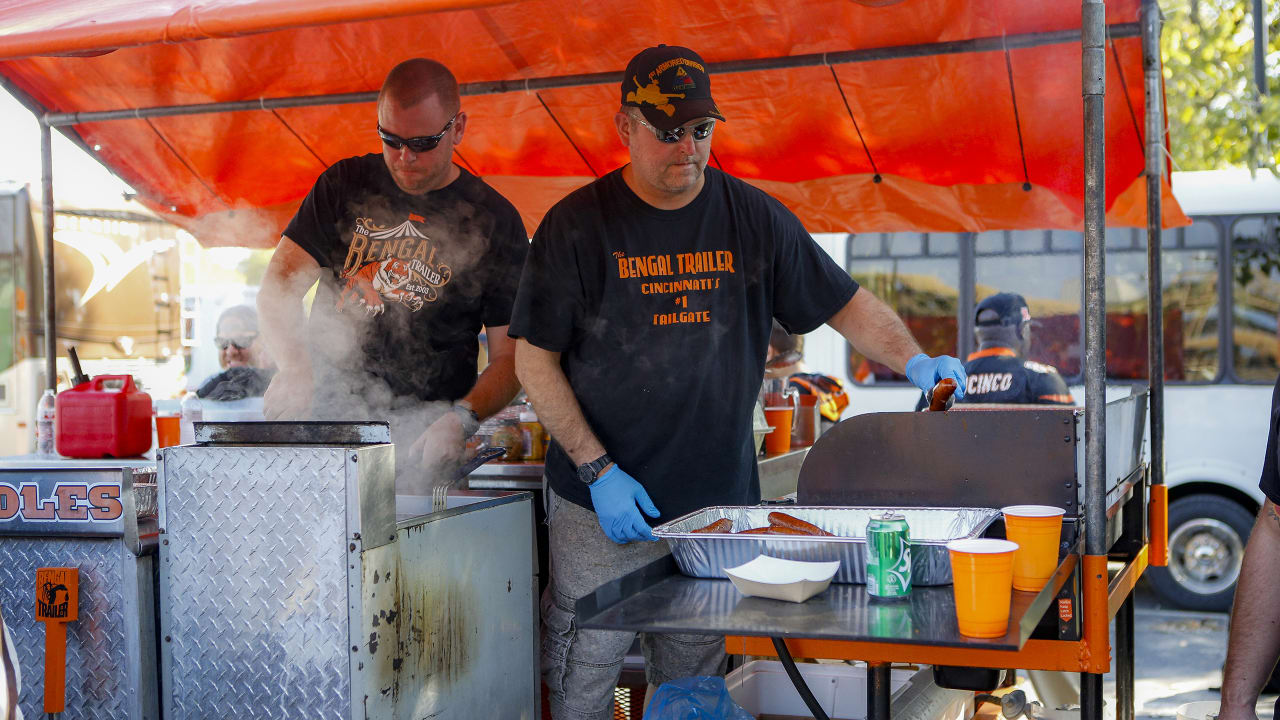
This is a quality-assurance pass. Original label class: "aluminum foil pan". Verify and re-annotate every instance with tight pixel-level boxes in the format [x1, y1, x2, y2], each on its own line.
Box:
[652, 506, 1000, 585]
[132, 482, 158, 519]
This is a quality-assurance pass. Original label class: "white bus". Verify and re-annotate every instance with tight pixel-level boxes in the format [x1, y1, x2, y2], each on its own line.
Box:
[805, 168, 1280, 611]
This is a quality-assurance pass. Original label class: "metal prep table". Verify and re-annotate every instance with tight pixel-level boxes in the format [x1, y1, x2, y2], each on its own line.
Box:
[158, 421, 539, 720]
[0, 464, 159, 720]
[576, 393, 1150, 719]
[467, 448, 810, 598]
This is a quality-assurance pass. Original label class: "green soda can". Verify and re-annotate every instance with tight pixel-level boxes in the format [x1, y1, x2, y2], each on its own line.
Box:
[865, 512, 912, 598]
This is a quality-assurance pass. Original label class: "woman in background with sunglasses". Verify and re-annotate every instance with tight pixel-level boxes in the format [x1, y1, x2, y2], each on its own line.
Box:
[195, 304, 276, 401]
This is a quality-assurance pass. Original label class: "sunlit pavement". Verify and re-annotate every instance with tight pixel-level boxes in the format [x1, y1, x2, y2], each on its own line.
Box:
[1015, 579, 1276, 719]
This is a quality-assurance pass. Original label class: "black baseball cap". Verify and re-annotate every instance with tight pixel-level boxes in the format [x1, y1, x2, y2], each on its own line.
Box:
[621, 45, 725, 131]
[975, 292, 1032, 326]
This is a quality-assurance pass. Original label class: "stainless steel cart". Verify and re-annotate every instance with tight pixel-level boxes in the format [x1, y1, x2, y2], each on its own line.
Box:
[159, 421, 538, 720]
[0, 464, 159, 720]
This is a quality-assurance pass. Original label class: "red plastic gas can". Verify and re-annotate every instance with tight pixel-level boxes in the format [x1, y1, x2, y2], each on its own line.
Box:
[55, 375, 153, 458]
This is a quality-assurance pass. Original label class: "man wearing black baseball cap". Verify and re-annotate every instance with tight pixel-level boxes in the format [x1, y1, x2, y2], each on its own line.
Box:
[509, 44, 966, 717]
[960, 292, 1073, 405]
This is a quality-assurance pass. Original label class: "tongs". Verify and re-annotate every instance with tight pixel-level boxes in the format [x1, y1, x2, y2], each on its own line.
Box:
[432, 446, 507, 513]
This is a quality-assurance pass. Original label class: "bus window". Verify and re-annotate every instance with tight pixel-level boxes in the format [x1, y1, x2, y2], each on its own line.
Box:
[1105, 246, 1220, 382]
[975, 249, 1083, 379]
[1231, 215, 1280, 381]
[847, 248, 959, 383]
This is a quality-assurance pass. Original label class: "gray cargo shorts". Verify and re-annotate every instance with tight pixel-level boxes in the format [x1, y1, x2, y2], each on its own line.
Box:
[541, 486, 726, 720]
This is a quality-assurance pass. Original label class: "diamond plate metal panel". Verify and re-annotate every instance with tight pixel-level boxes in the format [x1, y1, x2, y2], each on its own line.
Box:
[0, 537, 155, 719]
[161, 446, 352, 720]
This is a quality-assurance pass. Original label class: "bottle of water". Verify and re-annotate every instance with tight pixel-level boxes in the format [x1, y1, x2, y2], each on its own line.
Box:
[179, 392, 203, 445]
[36, 389, 57, 456]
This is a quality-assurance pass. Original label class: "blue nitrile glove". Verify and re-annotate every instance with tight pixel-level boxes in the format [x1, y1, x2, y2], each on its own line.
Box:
[904, 353, 968, 399]
[588, 465, 661, 544]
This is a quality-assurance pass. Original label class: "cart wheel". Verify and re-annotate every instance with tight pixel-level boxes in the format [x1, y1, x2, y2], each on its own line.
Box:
[1146, 494, 1253, 612]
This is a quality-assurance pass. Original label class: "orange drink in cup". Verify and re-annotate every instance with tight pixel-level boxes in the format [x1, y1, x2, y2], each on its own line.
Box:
[762, 406, 794, 454]
[1001, 505, 1066, 592]
[947, 539, 1018, 638]
[155, 415, 181, 448]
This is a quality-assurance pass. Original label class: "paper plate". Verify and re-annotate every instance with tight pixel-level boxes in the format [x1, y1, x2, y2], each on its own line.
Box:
[724, 555, 840, 603]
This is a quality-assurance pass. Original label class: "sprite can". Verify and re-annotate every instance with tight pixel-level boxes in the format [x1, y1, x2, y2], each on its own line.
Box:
[865, 512, 911, 598]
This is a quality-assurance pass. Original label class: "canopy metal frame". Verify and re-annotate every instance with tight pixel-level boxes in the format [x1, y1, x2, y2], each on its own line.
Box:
[18, 4, 1169, 717]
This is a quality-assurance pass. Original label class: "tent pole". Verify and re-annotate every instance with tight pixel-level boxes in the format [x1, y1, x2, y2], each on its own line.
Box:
[1082, 0, 1108, 717]
[1141, 0, 1166, 504]
[40, 120, 56, 392]
[41, 23, 1140, 127]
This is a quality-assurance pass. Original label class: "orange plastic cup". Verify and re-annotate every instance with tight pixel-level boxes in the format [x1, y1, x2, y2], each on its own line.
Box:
[947, 539, 1018, 638]
[762, 407, 794, 454]
[1002, 505, 1066, 592]
[155, 415, 181, 448]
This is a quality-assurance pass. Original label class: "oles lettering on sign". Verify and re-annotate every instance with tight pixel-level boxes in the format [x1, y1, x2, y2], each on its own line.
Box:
[0, 483, 123, 523]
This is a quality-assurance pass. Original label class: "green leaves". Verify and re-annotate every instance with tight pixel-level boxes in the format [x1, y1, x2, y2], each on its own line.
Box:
[1162, 0, 1280, 172]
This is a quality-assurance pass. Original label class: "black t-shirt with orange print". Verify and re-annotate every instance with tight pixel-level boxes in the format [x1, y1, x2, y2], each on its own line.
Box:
[285, 154, 527, 404]
[509, 166, 859, 523]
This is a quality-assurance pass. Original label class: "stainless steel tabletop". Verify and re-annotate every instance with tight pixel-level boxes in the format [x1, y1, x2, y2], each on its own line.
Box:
[465, 447, 810, 495]
[575, 554, 1059, 652]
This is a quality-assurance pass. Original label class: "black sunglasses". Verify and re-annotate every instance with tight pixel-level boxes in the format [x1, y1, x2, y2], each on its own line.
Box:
[377, 114, 457, 153]
[214, 334, 257, 351]
[632, 115, 716, 144]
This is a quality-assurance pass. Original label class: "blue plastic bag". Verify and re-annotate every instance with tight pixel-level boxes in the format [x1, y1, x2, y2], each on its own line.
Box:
[642, 676, 754, 720]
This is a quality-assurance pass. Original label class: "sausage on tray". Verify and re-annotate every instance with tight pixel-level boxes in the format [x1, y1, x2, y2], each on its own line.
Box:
[691, 518, 733, 534]
[767, 511, 834, 536]
[736, 526, 812, 536]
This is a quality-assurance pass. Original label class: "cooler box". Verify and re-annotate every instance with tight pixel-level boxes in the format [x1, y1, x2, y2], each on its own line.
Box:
[56, 375, 152, 458]
[725, 661, 971, 720]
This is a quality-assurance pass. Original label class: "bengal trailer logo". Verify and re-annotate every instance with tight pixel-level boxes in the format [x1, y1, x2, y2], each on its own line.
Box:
[0, 482, 123, 523]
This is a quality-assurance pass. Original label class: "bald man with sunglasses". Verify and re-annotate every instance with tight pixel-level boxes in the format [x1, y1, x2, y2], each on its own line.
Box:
[258, 58, 527, 490]
[509, 44, 965, 719]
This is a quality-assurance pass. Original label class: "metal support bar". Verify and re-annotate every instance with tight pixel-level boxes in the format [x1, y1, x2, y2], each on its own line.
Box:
[41, 23, 1140, 127]
[1081, 672, 1105, 720]
[1115, 594, 1136, 720]
[1252, 0, 1271, 167]
[1141, 0, 1166, 501]
[40, 121, 55, 392]
[1082, 0, 1107, 560]
[868, 662, 891, 720]
[958, 234, 976, 361]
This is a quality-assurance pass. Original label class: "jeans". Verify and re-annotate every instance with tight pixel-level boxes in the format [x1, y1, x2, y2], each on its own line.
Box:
[541, 487, 726, 720]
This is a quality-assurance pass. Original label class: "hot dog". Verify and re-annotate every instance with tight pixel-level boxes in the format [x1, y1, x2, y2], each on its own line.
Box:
[928, 377, 958, 412]
[736, 526, 812, 536]
[767, 511, 834, 536]
[691, 518, 733, 534]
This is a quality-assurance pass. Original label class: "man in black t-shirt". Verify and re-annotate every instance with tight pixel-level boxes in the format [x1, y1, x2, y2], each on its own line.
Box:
[958, 292, 1073, 406]
[1220, 374, 1280, 720]
[258, 59, 527, 488]
[509, 44, 966, 718]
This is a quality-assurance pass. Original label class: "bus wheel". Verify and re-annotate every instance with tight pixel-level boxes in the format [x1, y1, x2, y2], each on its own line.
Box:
[1146, 494, 1253, 612]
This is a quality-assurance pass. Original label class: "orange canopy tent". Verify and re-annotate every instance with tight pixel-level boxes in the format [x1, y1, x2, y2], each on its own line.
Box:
[0, 0, 1187, 248]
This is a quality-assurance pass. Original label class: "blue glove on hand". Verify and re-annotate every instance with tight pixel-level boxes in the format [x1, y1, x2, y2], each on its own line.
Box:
[905, 353, 968, 399]
[588, 465, 661, 544]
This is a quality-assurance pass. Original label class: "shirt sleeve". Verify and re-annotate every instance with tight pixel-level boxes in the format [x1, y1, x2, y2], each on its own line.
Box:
[508, 204, 591, 352]
[283, 163, 345, 268]
[767, 197, 859, 334]
[1029, 367, 1075, 405]
[480, 203, 530, 329]
[1259, 376, 1280, 505]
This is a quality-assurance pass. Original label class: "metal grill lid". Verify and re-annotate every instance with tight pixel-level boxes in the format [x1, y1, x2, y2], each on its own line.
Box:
[193, 421, 391, 445]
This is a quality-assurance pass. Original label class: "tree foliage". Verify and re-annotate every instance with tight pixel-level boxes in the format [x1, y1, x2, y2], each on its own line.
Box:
[1161, 0, 1279, 172]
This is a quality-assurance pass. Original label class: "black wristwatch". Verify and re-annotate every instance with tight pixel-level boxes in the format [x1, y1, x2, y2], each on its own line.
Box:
[577, 454, 613, 486]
